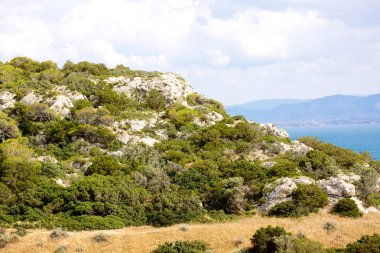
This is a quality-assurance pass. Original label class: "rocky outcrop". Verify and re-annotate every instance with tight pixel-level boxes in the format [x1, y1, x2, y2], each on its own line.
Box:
[276, 141, 312, 155]
[0, 91, 16, 110]
[317, 177, 356, 198]
[48, 95, 73, 117]
[260, 177, 314, 212]
[109, 73, 195, 103]
[20, 92, 43, 105]
[260, 123, 289, 139]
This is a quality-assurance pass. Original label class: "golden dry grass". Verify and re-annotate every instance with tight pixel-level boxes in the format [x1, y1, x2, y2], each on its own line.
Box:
[3, 212, 380, 253]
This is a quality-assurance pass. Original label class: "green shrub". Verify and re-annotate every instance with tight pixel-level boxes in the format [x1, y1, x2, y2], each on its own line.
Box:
[345, 233, 380, 253]
[332, 198, 362, 218]
[274, 234, 326, 253]
[151, 240, 212, 253]
[251, 225, 288, 253]
[146, 89, 166, 111]
[269, 184, 328, 217]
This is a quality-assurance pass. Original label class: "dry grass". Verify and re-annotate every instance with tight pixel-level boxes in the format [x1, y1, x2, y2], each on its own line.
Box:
[3, 212, 380, 253]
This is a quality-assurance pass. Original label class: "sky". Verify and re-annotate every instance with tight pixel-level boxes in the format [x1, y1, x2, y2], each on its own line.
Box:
[1, 0, 380, 105]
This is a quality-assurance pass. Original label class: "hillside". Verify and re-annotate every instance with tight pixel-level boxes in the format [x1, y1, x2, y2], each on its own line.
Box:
[0, 57, 380, 251]
[226, 94, 380, 125]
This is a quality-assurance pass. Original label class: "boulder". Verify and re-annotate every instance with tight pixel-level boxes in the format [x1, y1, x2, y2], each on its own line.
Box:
[20, 92, 43, 105]
[49, 95, 73, 117]
[317, 177, 356, 198]
[0, 91, 16, 110]
[37, 155, 58, 164]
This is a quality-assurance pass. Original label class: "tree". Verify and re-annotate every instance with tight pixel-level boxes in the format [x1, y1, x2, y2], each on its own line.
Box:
[251, 225, 288, 253]
[145, 89, 166, 111]
[0, 138, 41, 192]
[0, 111, 20, 142]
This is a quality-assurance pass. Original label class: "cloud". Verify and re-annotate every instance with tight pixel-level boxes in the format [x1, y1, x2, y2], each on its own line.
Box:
[0, 0, 379, 103]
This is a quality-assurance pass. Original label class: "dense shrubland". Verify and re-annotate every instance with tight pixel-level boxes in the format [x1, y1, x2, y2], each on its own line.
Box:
[0, 57, 378, 230]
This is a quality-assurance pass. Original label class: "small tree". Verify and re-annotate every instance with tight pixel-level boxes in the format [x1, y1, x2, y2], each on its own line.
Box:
[151, 240, 212, 253]
[251, 225, 288, 253]
[332, 198, 362, 218]
[146, 89, 166, 111]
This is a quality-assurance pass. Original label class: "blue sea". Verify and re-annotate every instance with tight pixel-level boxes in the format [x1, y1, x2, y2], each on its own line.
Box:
[283, 124, 380, 161]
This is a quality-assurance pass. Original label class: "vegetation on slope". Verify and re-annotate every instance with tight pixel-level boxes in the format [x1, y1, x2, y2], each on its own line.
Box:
[0, 57, 379, 230]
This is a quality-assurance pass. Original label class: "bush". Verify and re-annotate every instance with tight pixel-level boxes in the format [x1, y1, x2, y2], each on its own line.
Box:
[323, 222, 337, 234]
[344, 233, 380, 253]
[146, 89, 166, 111]
[151, 240, 212, 253]
[332, 198, 362, 218]
[50, 228, 68, 239]
[251, 225, 288, 253]
[268, 184, 328, 217]
[274, 234, 326, 253]
[92, 233, 109, 243]
[14, 227, 27, 237]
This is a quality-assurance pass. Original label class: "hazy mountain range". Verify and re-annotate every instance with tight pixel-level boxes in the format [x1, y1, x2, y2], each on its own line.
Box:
[226, 94, 380, 126]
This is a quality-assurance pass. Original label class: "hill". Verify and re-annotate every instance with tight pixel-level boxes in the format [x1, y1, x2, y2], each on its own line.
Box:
[226, 94, 380, 125]
[0, 57, 379, 242]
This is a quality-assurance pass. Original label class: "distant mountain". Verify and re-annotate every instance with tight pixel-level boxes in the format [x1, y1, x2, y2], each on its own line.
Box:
[226, 94, 380, 126]
[228, 98, 308, 111]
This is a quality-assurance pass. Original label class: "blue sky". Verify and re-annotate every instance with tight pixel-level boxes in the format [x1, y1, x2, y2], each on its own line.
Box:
[1, 0, 380, 105]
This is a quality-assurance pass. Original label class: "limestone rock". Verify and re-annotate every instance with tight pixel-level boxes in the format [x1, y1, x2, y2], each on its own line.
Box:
[350, 197, 379, 214]
[260, 176, 316, 212]
[20, 92, 43, 105]
[0, 91, 16, 110]
[109, 73, 195, 103]
[109, 150, 123, 157]
[261, 123, 290, 138]
[317, 177, 356, 198]
[48, 95, 73, 117]
[37, 156, 58, 164]
[337, 173, 361, 184]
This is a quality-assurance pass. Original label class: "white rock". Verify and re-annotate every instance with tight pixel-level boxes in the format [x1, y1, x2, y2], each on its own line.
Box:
[261, 123, 290, 138]
[0, 91, 16, 110]
[337, 173, 361, 184]
[260, 178, 297, 211]
[128, 119, 148, 131]
[20, 92, 43, 105]
[109, 150, 123, 157]
[293, 176, 315, 185]
[52, 86, 86, 102]
[37, 156, 58, 164]
[109, 73, 195, 103]
[350, 197, 379, 214]
[117, 131, 131, 144]
[49, 95, 73, 117]
[55, 178, 68, 187]
[317, 178, 356, 198]
[139, 137, 158, 146]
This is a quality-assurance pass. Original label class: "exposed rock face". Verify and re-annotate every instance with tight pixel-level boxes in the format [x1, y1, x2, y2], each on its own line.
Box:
[317, 177, 356, 198]
[37, 156, 58, 164]
[351, 197, 379, 214]
[260, 177, 315, 212]
[20, 92, 43, 105]
[48, 95, 73, 117]
[0, 91, 16, 110]
[52, 86, 86, 101]
[109, 73, 195, 103]
[261, 123, 289, 138]
[277, 141, 312, 155]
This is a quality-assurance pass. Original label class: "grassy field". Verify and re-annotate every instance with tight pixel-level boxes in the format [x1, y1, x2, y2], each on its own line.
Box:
[3, 211, 380, 253]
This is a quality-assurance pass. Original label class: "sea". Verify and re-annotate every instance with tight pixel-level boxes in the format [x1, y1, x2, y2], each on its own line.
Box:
[283, 123, 380, 161]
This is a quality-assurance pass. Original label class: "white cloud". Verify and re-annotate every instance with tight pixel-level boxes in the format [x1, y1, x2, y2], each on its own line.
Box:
[0, 0, 379, 103]
[206, 49, 230, 66]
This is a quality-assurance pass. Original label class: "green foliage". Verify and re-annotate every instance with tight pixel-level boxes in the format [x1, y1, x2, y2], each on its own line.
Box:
[85, 154, 122, 176]
[146, 89, 167, 111]
[267, 160, 299, 178]
[269, 184, 328, 217]
[251, 225, 288, 253]
[298, 137, 365, 169]
[344, 233, 380, 253]
[332, 198, 362, 218]
[152, 240, 212, 253]
[0, 111, 20, 142]
[274, 234, 326, 253]
[299, 150, 336, 179]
